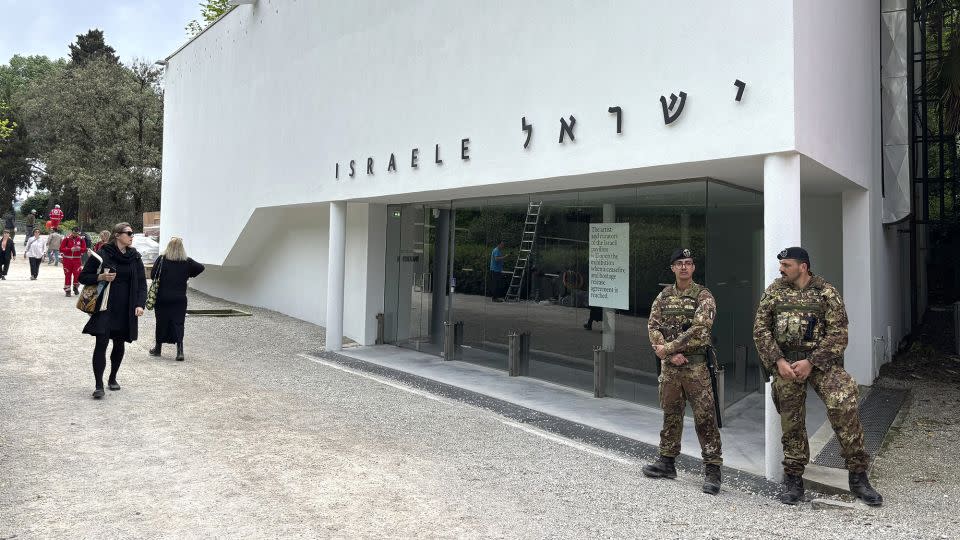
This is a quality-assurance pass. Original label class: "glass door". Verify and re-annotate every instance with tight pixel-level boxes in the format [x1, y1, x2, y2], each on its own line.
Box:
[384, 203, 451, 355]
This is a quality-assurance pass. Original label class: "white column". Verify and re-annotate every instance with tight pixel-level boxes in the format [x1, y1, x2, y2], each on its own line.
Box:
[326, 201, 347, 351]
[842, 190, 874, 384]
[762, 153, 801, 482]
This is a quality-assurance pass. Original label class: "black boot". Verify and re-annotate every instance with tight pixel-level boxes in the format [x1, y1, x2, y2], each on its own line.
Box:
[64, 287, 71, 297]
[73, 284, 80, 295]
[849, 471, 883, 506]
[92, 385, 105, 399]
[780, 473, 804, 505]
[148, 344, 161, 357]
[702, 464, 721, 495]
[642, 455, 677, 479]
[176, 341, 184, 361]
[583, 320, 592, 330]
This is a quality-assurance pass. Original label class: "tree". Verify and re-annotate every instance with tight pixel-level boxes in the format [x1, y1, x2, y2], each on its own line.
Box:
[186, 0, 232, 37]
[0, 55, 66, 102]
[17, 57, 163, 229]
[0, 100, 13, 146]
[68, 30, 119, 66]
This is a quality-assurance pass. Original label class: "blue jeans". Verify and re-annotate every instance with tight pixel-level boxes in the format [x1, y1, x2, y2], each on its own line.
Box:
[48, 250, 60, 265]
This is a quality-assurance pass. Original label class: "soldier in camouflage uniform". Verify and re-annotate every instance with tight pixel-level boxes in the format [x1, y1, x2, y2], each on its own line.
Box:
[642, 248, 722, 495]
[754, 247, 882, 506]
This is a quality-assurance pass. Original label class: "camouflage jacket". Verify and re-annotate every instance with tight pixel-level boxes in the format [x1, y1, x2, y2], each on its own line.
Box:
[648, 282, 716, 355]
[753, 275, 848, 371]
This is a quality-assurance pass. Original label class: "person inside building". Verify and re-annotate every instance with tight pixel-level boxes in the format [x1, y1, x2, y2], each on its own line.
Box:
[79, 222, 147, 399]
[489, 240, 507, 302]
[148, 237, 205, 361]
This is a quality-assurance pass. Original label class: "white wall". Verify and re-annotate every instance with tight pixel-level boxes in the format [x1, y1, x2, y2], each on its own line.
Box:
[794, 0, 879, 189]
[162, 0, 798, 266]
[189, 203, 383, 345]
[801, 195, 843, 290]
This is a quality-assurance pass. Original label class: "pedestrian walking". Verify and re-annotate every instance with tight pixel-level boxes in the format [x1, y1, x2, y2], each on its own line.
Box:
[80, 231, 93, 266]
[2, 211, 15, 238]
[78, 222, 147, 399]
[148, 237, 205, 361]
[60, 227, 86, 296]
[49, 204, 63, 230]
[24, 229, 46, 280]
[93, 230, 109, 252]
[47, 228, 63, 266]
[0, 229, 15, 280]
[753, 247, 883, 506]
[23, 209, 36, 246]
[642, 248, 723, 495]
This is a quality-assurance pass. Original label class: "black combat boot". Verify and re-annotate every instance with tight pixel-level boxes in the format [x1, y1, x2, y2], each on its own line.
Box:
[849, 471, 883, 506]
[642, 455, 677, 479]
[780, 473, 804, 505]
[148, 344, 161, 357]
[176, 341, 185, 361]
[72, 284, 79, 296]
[702, 464, 721, 495]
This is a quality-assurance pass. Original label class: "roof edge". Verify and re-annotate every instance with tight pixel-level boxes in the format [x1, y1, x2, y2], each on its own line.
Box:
[163, 4, 239, 63]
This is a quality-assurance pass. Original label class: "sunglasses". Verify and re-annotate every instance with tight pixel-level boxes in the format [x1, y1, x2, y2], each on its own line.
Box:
[119, 231, 135, 236]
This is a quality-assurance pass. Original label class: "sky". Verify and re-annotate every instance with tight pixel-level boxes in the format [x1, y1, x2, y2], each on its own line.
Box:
[0, 0, 202, 65]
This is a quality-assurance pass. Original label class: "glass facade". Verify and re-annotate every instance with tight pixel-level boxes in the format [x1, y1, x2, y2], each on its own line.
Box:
[383, 180, 763, 407]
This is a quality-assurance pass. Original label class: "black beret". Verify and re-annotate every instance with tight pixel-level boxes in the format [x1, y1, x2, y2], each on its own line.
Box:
[777, 246, 810, 263]
[670, 248, 693, 264]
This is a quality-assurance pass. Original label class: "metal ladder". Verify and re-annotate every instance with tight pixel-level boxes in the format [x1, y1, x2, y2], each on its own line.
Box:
[504, 201, 542, 302]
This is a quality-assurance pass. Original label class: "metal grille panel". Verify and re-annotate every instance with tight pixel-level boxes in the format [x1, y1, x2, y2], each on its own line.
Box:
[813, 387, 908, 468]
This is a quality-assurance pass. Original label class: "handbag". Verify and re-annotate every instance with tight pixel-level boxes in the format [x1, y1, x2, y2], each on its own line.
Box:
[76, 251, 106, 314]
[146, 256, 163, 310]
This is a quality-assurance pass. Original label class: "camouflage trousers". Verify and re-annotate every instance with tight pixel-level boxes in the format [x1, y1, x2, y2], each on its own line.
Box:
[772, 363, 870, 475]
[658, 361, 722, 465]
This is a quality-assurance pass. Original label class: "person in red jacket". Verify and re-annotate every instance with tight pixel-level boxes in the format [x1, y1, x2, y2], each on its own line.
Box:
[49, 204, 64, 230]
[60, 226, 87, 296]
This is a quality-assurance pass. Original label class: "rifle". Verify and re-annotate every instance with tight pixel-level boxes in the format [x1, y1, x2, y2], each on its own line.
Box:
[706, 345, 723, 429]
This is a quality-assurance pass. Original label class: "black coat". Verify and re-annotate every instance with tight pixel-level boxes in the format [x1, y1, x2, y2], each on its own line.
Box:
[0, 237, 14, 260]
[79, 244, 148, 342]
[151, 256, 205, 344]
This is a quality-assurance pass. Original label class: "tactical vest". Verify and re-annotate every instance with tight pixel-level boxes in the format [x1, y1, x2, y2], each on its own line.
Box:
[771, 281, 827, 352]
[657, 283, 707, 354]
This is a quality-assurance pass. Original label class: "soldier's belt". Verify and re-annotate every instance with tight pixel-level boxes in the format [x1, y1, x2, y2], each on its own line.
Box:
[680, 353, 707, 364]
[784, 350, 812, 362]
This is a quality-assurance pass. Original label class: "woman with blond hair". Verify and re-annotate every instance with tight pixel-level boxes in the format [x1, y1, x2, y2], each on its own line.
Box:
[93, 230, 110, 252]
[149, 237, 204, 361]
[78, 222, 147, 399]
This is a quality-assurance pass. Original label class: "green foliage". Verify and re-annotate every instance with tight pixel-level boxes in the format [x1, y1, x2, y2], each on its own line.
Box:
[69, 30, 119, 66]
[18, 191, 49, 217]
[52, 219, 78, 234]
[0, 100, 14, 148]
[186, 0, 232, 37]
[0, 55, 64, 212]
[17, 56, 163, 230]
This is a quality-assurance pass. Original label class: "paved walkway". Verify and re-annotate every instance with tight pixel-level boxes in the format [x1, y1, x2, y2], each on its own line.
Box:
[0, 255, 955, 538]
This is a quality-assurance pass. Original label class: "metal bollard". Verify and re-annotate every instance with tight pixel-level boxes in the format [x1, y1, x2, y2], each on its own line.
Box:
[375, 313, 385, 345]
[593, 347, 614, 398]
[454, 321, 464, 350]
[954, 302, 960, 355]
[443, 321, 455, 361]
[508, 331, 530, 376]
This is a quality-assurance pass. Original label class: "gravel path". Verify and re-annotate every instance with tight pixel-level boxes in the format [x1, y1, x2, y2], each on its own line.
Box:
[0, 256, 955, 539]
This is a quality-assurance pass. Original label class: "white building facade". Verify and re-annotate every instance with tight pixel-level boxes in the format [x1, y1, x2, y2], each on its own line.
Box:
[162, 0, 912, 478]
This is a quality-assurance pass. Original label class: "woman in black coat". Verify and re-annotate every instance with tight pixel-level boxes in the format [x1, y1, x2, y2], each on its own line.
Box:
[78, 222, 147, 399]
[0, 229, 15, 279]
[148, 237, 204, 361]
